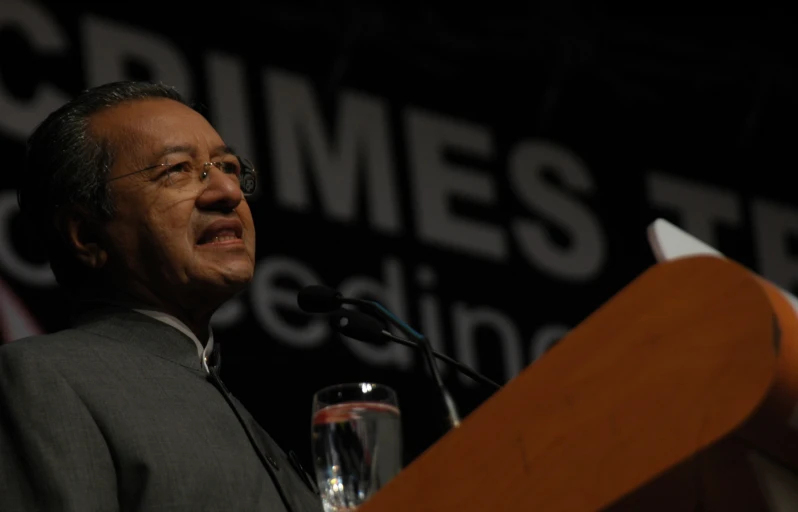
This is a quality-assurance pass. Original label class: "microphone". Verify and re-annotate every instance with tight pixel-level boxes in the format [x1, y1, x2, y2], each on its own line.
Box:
[297, 285, 390, 323]
[297, 285, 464, 429]
[328, 309, 501, 391]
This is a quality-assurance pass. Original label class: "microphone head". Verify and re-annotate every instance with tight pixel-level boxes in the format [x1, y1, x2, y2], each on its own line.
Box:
[329, 309, 386, 344]
[297, 285, 343, 313]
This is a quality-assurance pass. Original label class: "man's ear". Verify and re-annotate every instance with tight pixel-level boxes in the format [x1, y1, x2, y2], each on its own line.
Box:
[54, 207, 108, 269]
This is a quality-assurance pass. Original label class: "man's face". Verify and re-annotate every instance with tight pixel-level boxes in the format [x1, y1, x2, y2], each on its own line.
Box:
[91, 98, 256, 311]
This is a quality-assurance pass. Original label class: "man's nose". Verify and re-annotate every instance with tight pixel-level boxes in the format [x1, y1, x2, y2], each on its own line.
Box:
[196, 164, 243, 211]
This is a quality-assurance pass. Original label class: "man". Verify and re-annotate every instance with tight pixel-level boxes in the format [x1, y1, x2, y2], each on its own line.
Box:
[0, 81, 321, 511]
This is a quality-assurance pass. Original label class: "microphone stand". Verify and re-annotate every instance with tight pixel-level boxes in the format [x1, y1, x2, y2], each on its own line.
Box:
[377, 329, 501, 390]
[353, 300, 462, 430]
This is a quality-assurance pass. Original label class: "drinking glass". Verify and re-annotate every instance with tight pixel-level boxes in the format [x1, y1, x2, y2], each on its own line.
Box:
[311, 383, 402, 512]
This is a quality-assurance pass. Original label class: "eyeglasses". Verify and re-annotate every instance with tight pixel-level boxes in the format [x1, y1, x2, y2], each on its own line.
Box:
[105, 155, 257, 196]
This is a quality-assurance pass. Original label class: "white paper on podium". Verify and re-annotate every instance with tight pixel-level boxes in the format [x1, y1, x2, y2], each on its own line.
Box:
[647, 218, 798, 325]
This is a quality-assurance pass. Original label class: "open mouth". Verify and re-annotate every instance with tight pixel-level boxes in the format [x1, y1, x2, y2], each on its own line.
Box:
[197, 220, 243, 245]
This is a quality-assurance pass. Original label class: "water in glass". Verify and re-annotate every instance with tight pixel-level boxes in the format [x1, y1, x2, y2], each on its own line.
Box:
[311, 384, 402, 512]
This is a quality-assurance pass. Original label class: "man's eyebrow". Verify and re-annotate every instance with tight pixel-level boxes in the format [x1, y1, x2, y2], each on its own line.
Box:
[154, 144, 195, 159]
[213, 145, 236, 157]
[151, 144, 235, 160]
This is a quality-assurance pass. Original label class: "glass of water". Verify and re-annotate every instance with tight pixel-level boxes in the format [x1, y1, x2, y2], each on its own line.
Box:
[311, 383, 402, 512]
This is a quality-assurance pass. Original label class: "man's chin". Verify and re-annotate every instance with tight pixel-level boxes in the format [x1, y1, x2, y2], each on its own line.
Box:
[223, 273, 253, 291]
[218, 269, 254, 290]
[192, 266, 254, 296]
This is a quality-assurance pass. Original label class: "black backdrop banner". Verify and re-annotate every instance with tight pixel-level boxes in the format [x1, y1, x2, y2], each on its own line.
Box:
[2, 2, 798, 467]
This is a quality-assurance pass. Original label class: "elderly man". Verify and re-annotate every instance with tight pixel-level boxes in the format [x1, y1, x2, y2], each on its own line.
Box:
[0, 81, 320, 511]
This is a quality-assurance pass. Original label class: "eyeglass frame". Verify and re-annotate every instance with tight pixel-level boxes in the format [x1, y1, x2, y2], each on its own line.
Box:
[104, 155, 257, 196]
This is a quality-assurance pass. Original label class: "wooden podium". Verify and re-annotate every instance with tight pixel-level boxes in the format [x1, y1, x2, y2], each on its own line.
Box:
[358, 255, 796, 511]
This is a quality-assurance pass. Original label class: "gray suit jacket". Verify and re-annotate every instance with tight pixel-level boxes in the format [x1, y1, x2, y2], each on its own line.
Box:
[0, 306, 321, 512]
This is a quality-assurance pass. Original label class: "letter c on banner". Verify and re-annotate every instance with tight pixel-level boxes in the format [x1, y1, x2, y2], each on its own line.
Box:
[0, 0, 70, 140]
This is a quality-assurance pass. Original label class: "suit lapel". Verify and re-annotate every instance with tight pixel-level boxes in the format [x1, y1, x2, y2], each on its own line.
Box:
[71, 306, 204, 371]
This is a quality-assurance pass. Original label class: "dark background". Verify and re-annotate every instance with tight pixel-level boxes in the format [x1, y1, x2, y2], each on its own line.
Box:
[2, 3, 798, 469]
